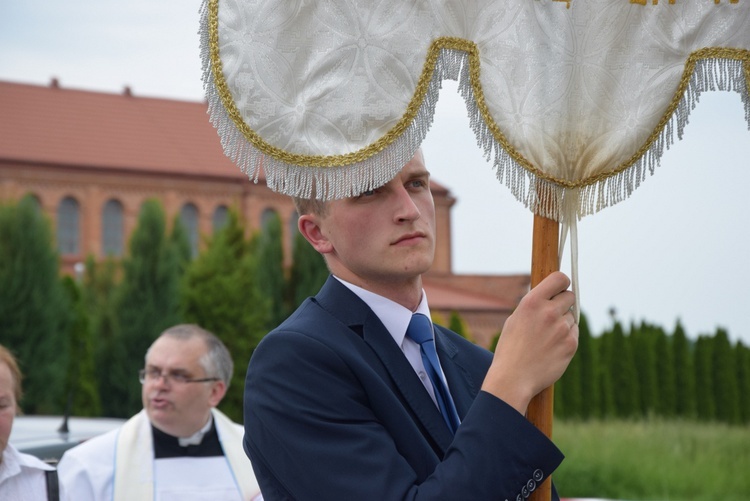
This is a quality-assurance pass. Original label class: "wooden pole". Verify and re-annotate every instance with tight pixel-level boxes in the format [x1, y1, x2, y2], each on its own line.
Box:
[527, 212, 559, 501]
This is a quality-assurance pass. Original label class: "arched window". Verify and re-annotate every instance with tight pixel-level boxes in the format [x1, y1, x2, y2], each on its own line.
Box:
[180, 203, 200, 257]
[102, 199, 124, 257]
[212, 205, 229, 233]
[261, 208, 278, 232]
[57, 196, 80, 255]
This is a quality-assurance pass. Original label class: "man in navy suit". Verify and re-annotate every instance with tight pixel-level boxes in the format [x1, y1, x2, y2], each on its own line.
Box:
[244, 149, 578, 500]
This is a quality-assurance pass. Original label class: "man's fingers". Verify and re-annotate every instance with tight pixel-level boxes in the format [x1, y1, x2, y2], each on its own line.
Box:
[552, 290, 576, 315]
[532, 271, 571, 299]
[564, 309, 577, 330]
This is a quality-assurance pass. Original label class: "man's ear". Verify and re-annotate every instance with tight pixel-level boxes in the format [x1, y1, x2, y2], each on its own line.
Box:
[208, 380, 227, 408]
[298, 215, 333, 254]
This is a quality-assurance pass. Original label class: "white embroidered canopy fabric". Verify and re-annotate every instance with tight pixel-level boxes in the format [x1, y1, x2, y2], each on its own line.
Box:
[201, 0, 750, 223]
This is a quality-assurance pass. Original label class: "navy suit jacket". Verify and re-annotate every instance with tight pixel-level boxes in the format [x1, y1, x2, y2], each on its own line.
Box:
[244, 276, 563, 500]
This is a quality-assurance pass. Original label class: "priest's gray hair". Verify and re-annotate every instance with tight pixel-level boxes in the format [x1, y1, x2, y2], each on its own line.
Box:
[153, 324, 234, 388]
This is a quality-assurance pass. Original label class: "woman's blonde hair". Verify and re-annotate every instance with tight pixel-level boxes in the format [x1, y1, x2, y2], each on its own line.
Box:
[0, 344, 23, 402]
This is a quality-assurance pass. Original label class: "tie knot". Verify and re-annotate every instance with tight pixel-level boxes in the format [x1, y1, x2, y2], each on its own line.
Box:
[405, 313, 434, 345]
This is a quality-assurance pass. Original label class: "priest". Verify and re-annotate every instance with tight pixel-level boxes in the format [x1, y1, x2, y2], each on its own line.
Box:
[58, 324, 261, 501]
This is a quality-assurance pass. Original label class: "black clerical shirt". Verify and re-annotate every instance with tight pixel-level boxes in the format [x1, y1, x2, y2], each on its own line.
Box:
[151, 422, 224, 459]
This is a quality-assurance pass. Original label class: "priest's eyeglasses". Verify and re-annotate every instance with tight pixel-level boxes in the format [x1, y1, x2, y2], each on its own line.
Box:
[138, 368, 220, 385]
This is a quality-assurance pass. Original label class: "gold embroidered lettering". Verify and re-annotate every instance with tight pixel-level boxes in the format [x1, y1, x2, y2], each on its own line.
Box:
[630, 0, 738, 4]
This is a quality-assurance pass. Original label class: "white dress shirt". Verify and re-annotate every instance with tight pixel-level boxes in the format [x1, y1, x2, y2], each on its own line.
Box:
[0, 443, 60, 501]
[334, 276, 454, 406]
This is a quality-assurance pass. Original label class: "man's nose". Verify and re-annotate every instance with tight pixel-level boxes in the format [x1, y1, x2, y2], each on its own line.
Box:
[153, 373, 172, 387]
[393, 186, 421, 222]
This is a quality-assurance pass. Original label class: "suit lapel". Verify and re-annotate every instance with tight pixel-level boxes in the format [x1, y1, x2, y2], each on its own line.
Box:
[434, 326, 480, 420]
[314, 277, 455, 452]
[360, 314, 455, 451]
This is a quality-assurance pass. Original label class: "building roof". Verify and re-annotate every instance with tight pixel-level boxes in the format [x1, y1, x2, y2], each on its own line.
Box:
[0, 80, 243, 180]
[0, 80, 451, 193]
[423, 274, 528, 312]
[423, 278, 515, 311]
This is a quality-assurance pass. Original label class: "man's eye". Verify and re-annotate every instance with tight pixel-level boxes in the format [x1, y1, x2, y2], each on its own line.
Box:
[354, 189, 376, 200]
[170, 372, 190, 383]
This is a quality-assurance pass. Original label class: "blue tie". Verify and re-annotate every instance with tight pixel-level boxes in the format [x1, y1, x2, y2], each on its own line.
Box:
[405, 313, 460, 433]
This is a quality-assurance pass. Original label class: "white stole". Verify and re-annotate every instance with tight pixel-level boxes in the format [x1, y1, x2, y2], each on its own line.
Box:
[112, 409, 260, 501]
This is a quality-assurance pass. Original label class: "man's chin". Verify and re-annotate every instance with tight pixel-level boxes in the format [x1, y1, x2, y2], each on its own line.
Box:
[146, 408, 173, 426]
[405, 255, 434, 276]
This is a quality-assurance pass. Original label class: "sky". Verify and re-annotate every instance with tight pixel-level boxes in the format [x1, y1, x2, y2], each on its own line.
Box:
[2, 1, 749, 345]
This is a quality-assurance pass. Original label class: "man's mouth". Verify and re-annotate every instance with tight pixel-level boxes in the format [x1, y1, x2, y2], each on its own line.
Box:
[151, 396, 170, 409]
[393, 232, 424, 245]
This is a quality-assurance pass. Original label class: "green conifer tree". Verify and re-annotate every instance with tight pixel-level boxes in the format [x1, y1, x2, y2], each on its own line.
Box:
[672, 321, 696, 419]
[60, 276, 102, 416]
[170, 215, 193, 274]
[712, 328, 740, 424]
[108, 199, 184, 417]
[555, 312, 582, 418]
[596, 331, 616, 419]
[735, 341, 750, 424]
[255, 211, 286, 329]
[654, 325, 676, 417]
[609, 322, 639, 417]
[81, 254, 121, 416]
[577, 313, 599, 420]
[181, 209, 270, 421]
[0, 196, 70, 413]
[694, 335, 715, 421]
[630, 322, 658, 417]
[82, 254, 120, 332]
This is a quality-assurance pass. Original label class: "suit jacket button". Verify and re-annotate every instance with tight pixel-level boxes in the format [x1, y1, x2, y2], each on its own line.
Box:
[527, 479, 536, 491]
[521, 486, 530, 497]
[533, 469, 544, 481]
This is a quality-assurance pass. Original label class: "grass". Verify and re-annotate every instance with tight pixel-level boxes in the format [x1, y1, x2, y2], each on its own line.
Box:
[552, 418, 750, 501]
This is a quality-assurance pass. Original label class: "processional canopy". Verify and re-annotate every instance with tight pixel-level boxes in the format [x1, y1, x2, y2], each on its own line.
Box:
[199, 4, 750, 494]
[201, 0, 750, 223]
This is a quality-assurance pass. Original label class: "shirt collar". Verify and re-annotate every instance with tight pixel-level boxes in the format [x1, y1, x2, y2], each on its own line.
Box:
[0, 443, 54, 484]
[178, 413, 214, 447]
[333, 276, 432, 347]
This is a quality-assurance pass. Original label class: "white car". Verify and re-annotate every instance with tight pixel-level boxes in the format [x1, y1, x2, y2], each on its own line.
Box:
[10, 415, 125, 464]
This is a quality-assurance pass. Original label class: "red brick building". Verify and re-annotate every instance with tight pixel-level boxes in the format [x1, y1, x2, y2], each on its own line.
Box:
[0, 80, 529, 348]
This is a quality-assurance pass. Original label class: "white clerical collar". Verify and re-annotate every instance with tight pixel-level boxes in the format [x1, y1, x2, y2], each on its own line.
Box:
[178, 413, 214, 447]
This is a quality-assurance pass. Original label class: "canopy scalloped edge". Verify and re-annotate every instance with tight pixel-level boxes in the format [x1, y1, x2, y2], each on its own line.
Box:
[200, 0, 750, 222]
[555, 48, 750, 221]
[522, 48, 750, 222]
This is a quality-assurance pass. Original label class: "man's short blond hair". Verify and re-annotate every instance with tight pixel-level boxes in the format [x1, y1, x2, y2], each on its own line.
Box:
[292, 196, 328, 217]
